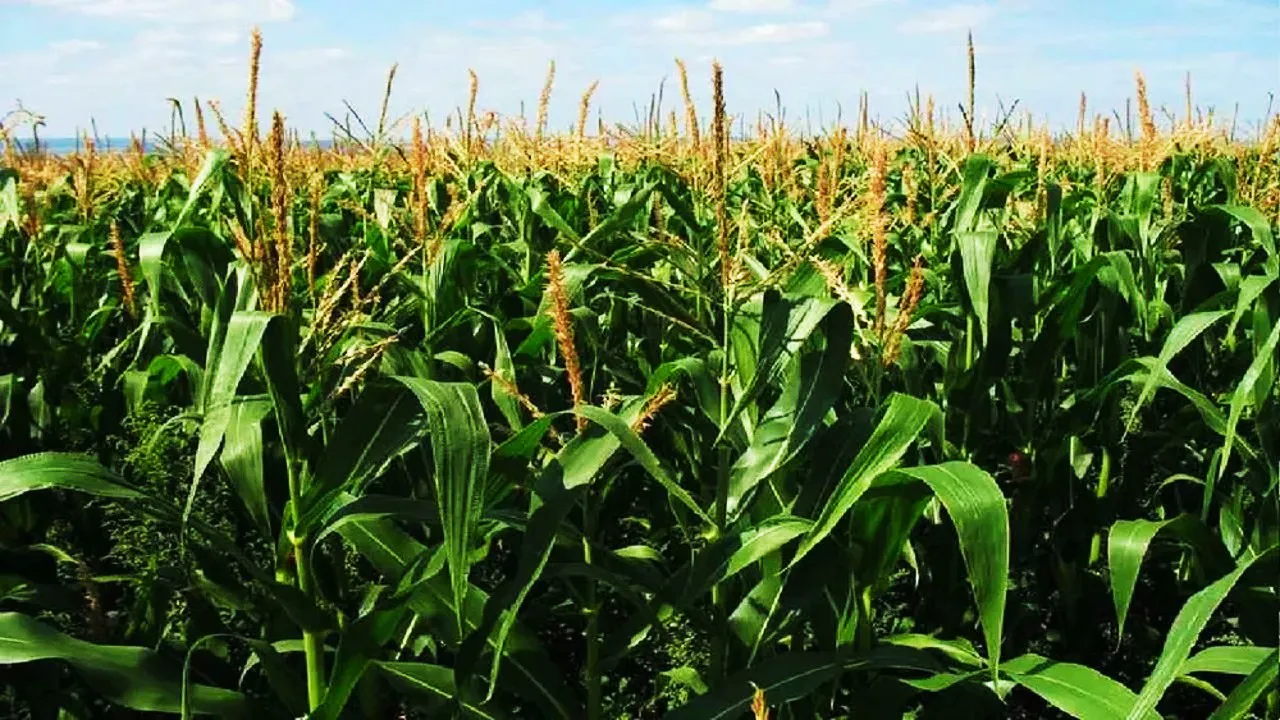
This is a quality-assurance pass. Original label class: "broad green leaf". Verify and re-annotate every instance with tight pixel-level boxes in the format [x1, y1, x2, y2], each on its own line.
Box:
[953, 154, 994, 233]
[309, 493, 439, 552]
[218, 396, 272, 536]
[880, 462, 1009, 674]
[1226, 274, 1275, 341]
[1127, 310, 1230, 431]
[302, 383, 428, 523]
[337, 519, 580, 718]
[192, 311, 277, 524]
[1181, 646, 1275, 677]
[0, 612, 245, 716]
[1002, 653, 1155, 720]
[721, 290, 840, 441]
[393, 377, 491, 638]
[726, 302, 852, 520]
[489, 319, 523, 429]
[377, 662, 508, 719]
[724, 516, 812, 579]
[1108, 516, 1189, 641]
[576, 405, 711, 523]
[1216, 319, 1280, 497]
[663, 646, 941, 720]
[1206, 648, 1279, 720]
[957, 230, 998, 346]
[792, 393, 939, 566]
[1126, 548, 1277, 720]
[0, 452, 141, 503]
[311, 604, 411, 720]
[174, 148, 228, 227]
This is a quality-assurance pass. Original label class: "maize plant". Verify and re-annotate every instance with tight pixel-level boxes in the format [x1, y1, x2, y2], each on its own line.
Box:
[0, 36, 1277, 720]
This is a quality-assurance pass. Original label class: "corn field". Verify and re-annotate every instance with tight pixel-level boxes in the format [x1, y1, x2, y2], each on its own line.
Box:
[1, 31, 1278, 719]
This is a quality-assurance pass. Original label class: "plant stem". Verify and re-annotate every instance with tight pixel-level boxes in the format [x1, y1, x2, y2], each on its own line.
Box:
[711, 293, 732, 683]
[286, 452, 324, 710]
[293, 534, 325, 710]
[1087, 447, 1112, 566]
[583, 499, 602, 720]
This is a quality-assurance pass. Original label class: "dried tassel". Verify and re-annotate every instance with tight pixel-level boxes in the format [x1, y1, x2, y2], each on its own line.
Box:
[546, 250, 587, 432]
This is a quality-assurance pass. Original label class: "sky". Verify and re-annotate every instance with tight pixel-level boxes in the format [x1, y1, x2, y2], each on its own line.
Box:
[0, 0, 1277, 138]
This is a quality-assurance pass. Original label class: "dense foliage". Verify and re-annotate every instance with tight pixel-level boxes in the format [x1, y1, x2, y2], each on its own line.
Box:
[1, 46, 1278, 719]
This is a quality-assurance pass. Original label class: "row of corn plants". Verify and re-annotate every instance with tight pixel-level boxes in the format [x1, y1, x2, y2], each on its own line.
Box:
[1, 33, 1277, 719]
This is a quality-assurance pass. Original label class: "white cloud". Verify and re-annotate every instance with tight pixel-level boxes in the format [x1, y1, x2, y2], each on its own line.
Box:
[49, 39, 104, 54]
[25, 0, 294, 23]
[653, 9, 717, 32]
[208, 30, 242, 46]
[725, 21, 829, 44]
[471, 10, 563, 32]
[898, 3, 995, 34]
[710, 0, 798, 12]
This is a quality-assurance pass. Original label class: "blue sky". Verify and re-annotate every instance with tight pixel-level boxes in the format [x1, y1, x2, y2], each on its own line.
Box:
[1, 0, 1277, 138]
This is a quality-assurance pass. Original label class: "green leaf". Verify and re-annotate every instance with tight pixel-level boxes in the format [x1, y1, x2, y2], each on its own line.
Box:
[880, 462, 1009, 675]
[1002, 653, 1156, 720]
[0, 452, 141, 503]
[576, 405, 711, 524]
[376, 662, 508, 719]
[393, 377, 491, 638]
[489, 319, 524, 429]
[1127, 310, 1230, 431]
[192, 311, 278, 525]
[337, 521, 580, 718]
[663, 646, 942, 720]
[1126, 548, 1278, 720]
[726, 302, 852, 520]
[1206, 648, 1279, 720]
[0, 612, 245, 716]
[1108, 516, 1190, 641]
[721, 291, 840, 440]
[218, 396, 273, 536]
[1217, 319, 1280, 496]
[957, 230, 998, 345]
[1181, 646, 1275, 677]
[302, 383, 428, 523]
[792, 393, 939, 567]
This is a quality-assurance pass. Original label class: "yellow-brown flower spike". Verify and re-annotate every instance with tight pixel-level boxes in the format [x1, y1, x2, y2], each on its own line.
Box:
[712, 61, 731, 291]
[537, 60, 555, 140]
[546, 250, 587, 432]
[244, 28, 263, 155]
[883, 255, 926, 367]
[194, 96, 209, 148]
[466, 69, 479, 153]
[868, 139, 888, 336]
[307, 174, 322, 296]
[577, 80, 599, 140]
[1135, 70, 1157, 171]
[675, 58, 700, 148]
[751, 684, 770, 720]
[110, 221, 137, 319]
[410, 116, 429, 241]
[966, 30, 976, 153]
[1077, 92, 1087, 137]
[632, 384, 677, 434]
[267, 110, 291, 313]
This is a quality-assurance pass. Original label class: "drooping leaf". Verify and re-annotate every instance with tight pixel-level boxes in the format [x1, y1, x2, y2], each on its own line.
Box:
[1126, 548, 1278, 720]
[0, 452, 141, 503]
[1002, 653, 1156, 720]
[0, 612, 246, 716]
[393, 377, 491, 638]
[792, 393, 939, 566]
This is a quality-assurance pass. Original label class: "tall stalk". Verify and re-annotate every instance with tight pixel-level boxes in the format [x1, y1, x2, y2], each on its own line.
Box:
[710, 59, 732, 684]
[286, 451, 325, 710]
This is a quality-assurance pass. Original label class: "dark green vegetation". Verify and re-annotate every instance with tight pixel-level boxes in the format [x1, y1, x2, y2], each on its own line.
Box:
[1, 86, 1278, 718]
